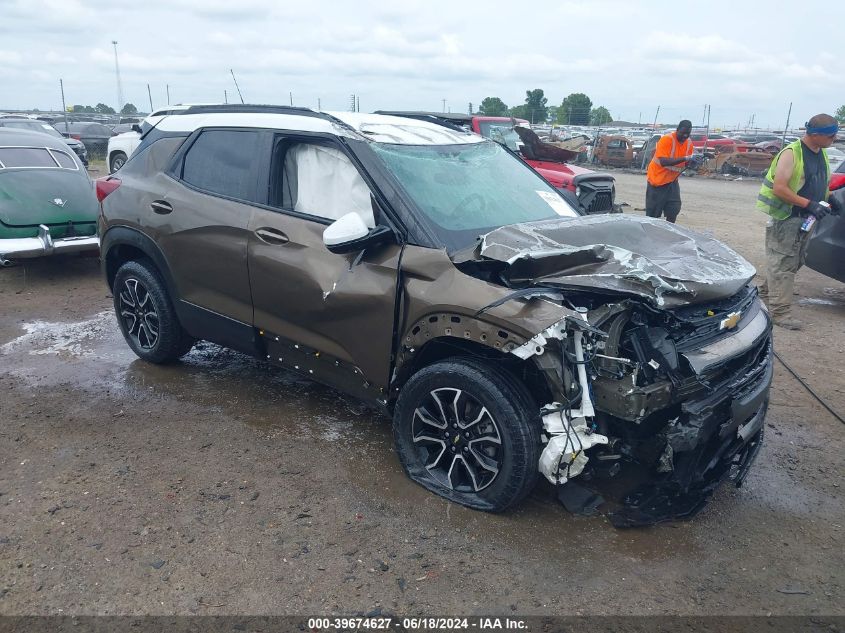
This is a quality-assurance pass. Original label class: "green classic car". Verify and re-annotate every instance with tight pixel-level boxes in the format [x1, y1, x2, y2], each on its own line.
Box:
[0, 128, 99, 266]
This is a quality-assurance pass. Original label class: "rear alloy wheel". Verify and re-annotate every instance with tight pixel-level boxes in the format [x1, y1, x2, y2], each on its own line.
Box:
[109, 151, 127, 173]
[120, 277, 160, 350]
[393, 357, 540, 512]
[113, 260, 194, 363]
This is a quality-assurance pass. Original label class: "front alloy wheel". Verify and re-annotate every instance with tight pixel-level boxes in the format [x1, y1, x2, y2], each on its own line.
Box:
[412, 388, 503, 492]
[394, 357, 540, 512]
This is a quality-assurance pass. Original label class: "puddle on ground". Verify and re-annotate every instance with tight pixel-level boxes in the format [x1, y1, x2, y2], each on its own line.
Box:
[0, 311, 116, 359]
[4, 310, 822, 562]
[798, 297, 844, 307]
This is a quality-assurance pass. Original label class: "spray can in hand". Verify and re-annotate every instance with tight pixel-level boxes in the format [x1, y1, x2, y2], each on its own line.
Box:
[801, 201, 830, 232]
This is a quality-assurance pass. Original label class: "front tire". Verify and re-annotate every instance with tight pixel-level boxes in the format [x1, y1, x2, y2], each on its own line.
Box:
[112, 259, 194, 363]
[393, 357, 540, 512]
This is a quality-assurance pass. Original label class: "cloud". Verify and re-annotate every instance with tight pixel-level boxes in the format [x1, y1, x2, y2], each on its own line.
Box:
[1, 0, 843, 128]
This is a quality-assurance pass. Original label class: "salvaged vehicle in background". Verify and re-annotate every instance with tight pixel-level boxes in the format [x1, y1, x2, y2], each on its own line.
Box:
[53, 121, 114, 161]
[689, 132, 737, 153]
[98, 106, 772, 526]
[0, 117, 89, 166]
[712, 147, 774, 177]
[375, 111, 619, 215]
[592, 135, 635, 167]
[107, 105, 218, 173]
[0, 129, 99, 265]
[829, 159, 845, 191]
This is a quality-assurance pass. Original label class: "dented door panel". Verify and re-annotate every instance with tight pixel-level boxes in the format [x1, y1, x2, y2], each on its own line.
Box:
[248, 207, 400, 391]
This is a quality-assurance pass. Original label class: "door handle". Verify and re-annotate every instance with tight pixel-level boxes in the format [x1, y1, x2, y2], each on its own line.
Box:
[150, 200, 173, 214]
[255, 227, 289, 245]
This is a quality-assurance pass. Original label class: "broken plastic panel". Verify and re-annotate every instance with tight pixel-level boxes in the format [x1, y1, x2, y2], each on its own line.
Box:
[539, 414, 608, 485]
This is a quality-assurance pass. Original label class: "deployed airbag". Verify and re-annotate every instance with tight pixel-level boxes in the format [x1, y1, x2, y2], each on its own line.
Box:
[285, 144, 375, 228]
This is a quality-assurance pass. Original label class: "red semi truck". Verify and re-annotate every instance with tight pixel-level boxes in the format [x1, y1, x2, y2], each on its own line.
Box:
[376, 112, 618, 214]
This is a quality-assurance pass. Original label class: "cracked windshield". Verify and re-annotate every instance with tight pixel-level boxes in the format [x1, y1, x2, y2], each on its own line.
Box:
[372, 141, 577, 242]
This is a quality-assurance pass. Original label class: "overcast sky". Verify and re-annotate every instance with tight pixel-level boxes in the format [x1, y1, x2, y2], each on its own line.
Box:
[2, 0, 843, 129]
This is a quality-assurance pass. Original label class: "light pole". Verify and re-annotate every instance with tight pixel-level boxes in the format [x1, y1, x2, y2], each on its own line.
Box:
[112, 41, 124, 113]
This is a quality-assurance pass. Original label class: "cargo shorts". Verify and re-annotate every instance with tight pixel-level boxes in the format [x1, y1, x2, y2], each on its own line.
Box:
[645, 180, 682, 223]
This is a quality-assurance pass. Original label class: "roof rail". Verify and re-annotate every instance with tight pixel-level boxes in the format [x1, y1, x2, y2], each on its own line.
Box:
[180, 104, 328, 119]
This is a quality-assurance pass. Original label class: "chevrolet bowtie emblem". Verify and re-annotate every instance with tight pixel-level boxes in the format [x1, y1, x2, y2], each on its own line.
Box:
[51, 198, 66, 207]
[720, 311, 741, 330]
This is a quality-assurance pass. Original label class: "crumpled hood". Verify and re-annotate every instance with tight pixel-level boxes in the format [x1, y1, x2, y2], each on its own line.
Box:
[475, 215, 757, 307]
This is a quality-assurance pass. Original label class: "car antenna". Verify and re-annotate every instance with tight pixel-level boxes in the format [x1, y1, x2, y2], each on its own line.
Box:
[230, 69, 245, 104]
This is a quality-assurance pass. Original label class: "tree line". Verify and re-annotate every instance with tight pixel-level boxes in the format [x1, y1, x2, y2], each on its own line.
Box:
[478, 90, 612, 126]
[69, 103, 139, 115]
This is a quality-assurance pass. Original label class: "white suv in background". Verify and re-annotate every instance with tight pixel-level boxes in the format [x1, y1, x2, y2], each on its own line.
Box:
[107, 105, 214, 173]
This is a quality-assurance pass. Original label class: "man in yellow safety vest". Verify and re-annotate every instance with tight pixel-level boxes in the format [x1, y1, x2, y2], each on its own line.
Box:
[756, 113, 841, 330]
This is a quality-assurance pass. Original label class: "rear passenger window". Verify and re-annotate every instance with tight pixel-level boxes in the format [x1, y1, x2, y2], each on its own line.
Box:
[0, 147, 59, 168]
[51, 150, 77, 169]
[181, 130, 261, 203]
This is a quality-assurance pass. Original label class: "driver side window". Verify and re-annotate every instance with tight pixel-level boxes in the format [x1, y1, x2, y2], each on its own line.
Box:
[272, 141, 375, 228]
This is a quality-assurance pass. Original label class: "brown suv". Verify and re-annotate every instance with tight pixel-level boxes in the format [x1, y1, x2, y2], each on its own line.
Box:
[98, 105, 772, 526]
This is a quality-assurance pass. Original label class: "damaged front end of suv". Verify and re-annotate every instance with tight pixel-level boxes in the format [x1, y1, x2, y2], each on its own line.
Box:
[447, 215, 771, 526]
[100, 108, 769, 528]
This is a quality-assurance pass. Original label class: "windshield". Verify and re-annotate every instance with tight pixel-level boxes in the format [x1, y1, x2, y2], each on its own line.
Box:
[372, 141, 578, 252]
[0, 120, 63, 139]
[477, 121, 522, 151]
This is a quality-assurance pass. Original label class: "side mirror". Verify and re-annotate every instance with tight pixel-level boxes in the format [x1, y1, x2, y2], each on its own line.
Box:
[131, 124, 142, 134]
[323, 212, 393, 255]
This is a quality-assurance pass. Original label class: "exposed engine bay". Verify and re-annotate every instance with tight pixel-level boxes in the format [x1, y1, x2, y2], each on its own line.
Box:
[458, 215, 772, 526]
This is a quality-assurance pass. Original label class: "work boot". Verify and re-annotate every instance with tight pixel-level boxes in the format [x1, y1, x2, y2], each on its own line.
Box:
[773, 316, 801, 330]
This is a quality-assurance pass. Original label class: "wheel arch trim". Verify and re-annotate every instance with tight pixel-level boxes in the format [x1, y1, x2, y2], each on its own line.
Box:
[100, 226, 178, 300]
[392, 313, 555, 408]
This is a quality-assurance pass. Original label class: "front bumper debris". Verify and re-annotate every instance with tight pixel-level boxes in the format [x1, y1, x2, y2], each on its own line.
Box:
[1, 223, 99, 265]
[609, 338, 772, 527]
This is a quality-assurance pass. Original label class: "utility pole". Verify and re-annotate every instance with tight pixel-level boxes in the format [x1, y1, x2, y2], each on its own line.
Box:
[112, 41, 124, 113]
[442, 98, 446, 113]
[147, 84, 153, 112]
[468, 102, 473, 115]
[289, 91, 293, 106]
[781, 102, 793, 147]
[317, 98, 321, 111]
[224, 90, 228, 104]
[349, 94, 356, 112]
[166, 84, 170, 106]
[356, 96, 360, 112]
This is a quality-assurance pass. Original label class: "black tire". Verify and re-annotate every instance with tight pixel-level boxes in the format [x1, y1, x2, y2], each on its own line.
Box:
[109, 151, 127, 173]
[393, 357, 540, 512]
[112, 259, 194, 363]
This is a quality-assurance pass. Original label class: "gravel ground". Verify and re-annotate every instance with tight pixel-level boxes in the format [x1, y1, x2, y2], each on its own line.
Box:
[0, 173, 842, 617]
